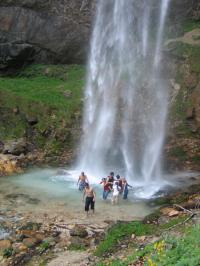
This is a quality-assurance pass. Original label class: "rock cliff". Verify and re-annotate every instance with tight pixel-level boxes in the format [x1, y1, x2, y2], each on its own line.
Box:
[0, 0, 95, 70]
[0, 0, 200, 70]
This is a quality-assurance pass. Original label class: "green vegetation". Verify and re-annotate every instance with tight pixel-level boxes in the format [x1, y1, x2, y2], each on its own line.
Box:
[159, 216, 187, 230]
[169, 42, 200, 74]
[148, 193, 190, 208]
[143, 209, 162, 222]
[97, 222, 200, 266]
[182, 20, 200, 33]
[3, 247, 14, 258]
[0, 64, 84, 122]
[147, 225, 200, 266]
[168, 41, 200, 138]
[169, 146, 188, 161]
[0, 64, 85, 154]
[94, 221, 156, 257]
[191, 155, 200, 163]
[94, 215, 189, 259]
[68, 242, 86, 251]
[38, 241, 50, 253]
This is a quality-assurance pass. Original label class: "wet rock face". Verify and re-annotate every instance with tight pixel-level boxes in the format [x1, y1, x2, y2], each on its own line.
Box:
[0, 0, 95, 69]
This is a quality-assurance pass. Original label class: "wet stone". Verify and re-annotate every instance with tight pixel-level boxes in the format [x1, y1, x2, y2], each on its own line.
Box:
[69, 225, 88, 238]
[43, 237, 56, 247]
[27, 198, 40, 205]
[19, 222, 41, 231]
[0, 227, 10, 240]
[12, 243, 28, 253]
[5, 194, 40, 205]
[23, 237, 37, 248]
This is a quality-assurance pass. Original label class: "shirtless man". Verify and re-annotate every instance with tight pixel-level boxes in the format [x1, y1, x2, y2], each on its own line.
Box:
[83, 183, 96, 216]
[77, 172, 89, 191]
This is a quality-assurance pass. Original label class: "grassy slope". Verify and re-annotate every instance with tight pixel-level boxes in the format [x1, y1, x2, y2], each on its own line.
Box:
[96, 218, 200, 266]
[0, 64, 85, 155]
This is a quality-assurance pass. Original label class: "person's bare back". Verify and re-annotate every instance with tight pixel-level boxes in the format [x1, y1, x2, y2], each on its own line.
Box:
[77, 172, 88, 191]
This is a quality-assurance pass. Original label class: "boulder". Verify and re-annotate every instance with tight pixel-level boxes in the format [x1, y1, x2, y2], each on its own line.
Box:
[0, 0, 198, 69]
[0, 155, 22, 176]
[168, 210, 180, 217]
[0, 0, 95, 69]
[160, 207, 180, 217]
[22, 237, 37, 248]
[12, 243, 28, 253]
[3, 139, 27, 156]
[69, 225, 88, 238]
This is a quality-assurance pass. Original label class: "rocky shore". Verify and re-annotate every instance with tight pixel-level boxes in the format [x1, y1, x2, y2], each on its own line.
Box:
[0, 206, 114, 266]
[0, 178, 200, 266]
[0, 138, 75, 177]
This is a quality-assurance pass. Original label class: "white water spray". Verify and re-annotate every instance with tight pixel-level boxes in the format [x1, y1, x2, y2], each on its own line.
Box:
[78, 0, 171, 190]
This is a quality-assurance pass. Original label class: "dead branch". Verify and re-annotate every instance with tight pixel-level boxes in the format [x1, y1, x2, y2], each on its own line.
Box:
[173, 204, 194, 215]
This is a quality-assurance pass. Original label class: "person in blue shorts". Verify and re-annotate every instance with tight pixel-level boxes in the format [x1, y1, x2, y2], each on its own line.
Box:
[77, 172, 89, 191]
[122, 178, 133, 199]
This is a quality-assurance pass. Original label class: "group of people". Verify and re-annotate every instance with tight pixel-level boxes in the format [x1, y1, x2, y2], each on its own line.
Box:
[100, 172, 132, 203]
[77, 171, 132, 215]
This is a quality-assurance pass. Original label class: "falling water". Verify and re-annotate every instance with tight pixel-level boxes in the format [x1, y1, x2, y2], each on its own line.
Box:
[78, 0, 171, 189]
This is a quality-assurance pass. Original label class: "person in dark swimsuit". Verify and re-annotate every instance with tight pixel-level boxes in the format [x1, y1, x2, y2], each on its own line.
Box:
[83, 183, 96, 216]
[107, 171, 114, 188]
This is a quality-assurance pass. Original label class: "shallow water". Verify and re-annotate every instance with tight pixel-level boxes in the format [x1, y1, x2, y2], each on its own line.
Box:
[0, 168, 199, 223]
[0, 168, 155, 222]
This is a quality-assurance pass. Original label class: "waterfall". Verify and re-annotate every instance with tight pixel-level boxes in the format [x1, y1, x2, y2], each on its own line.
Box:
[77, 0, 171, 188]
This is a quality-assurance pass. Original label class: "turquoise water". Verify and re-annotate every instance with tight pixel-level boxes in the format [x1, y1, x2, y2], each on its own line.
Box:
[0, 168, 155, 220]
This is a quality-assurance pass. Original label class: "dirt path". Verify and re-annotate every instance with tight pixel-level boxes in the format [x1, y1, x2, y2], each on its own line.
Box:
[166, 28, 200, 46]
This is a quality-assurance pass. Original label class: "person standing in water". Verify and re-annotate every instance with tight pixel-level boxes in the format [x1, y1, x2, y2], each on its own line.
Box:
[83, 183, 96, 216]
[77, 171, 89, 191]
[100, 178, 112, 200]
[111, 181, 120, 205]
[116, 174, 123, 193]
[122, 177, 133, 200]
[107, 171, 115, 188]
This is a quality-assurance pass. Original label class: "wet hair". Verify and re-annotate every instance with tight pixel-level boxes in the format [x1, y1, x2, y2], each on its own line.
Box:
[85, 182, 89, 187]
[110, 172, 114, 176]
[116, 175, 120, 179]
[81, 171, 84, 175]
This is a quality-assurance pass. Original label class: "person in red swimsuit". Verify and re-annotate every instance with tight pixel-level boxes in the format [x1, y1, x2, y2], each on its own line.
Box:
[100, 178, 112, 200]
